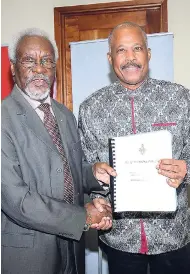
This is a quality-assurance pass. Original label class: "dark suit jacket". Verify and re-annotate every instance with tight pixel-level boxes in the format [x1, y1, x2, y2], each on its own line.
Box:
[1, 85, 102, 274]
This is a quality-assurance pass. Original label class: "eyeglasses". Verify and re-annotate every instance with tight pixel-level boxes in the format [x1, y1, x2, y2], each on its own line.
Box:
[17, 57, 56, 70]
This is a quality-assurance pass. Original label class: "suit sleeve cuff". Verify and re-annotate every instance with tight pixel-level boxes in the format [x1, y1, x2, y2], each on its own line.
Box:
[85, 164, 104, 192]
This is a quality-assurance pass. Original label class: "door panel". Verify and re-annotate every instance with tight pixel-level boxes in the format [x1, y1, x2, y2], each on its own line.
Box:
[79, 30, 110, 40]
[77, 11, 147, 30]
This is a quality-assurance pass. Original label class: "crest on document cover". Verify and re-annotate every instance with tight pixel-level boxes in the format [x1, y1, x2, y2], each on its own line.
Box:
[139, 144, 146, 155]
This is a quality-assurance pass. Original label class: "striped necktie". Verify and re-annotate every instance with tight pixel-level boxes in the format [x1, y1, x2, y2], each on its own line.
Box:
[39, 103, 74, 204]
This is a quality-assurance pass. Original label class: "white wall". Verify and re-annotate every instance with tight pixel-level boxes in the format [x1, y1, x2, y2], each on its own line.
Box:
[1, 0, 190, 88]
[168, 0, 190, 87]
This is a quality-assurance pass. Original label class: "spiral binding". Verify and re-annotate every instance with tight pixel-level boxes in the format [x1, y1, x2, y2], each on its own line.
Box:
[109, 138, 117, 212]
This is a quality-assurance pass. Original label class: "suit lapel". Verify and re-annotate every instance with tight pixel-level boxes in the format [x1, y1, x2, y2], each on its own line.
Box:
[11, 86, 61, 156]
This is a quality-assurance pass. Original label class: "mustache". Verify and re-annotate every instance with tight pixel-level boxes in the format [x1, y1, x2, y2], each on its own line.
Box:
[121, 62, 142, 70]
[25, 74, 51, 87]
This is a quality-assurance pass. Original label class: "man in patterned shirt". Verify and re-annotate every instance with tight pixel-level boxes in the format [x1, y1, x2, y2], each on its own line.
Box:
[78, 22, 190, 274]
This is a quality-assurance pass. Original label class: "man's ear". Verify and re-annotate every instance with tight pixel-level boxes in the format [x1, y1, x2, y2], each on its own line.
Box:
[107, 52, 112, 65]
[147, 48, 151, 61]
[10, 61, 15, 77]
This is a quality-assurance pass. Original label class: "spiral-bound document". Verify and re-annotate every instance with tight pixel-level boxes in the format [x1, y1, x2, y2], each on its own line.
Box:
[109, 130, 177, 213]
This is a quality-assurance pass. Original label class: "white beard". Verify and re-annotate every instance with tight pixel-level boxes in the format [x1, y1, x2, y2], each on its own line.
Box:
[25, 86, 50, 101]
[24, 73, 51, 101]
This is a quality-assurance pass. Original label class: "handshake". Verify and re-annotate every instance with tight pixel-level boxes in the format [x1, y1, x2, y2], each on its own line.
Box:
[85, 198, 112, 231]
[83, 162, 117, 231]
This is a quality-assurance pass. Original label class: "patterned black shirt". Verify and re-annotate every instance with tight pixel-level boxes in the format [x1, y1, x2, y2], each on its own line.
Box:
[78, 78, 190, 254]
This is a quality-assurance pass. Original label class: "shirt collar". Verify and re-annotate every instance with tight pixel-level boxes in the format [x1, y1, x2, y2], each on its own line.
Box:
[16, 84, 51, 110]
[115, 77, 150, 96]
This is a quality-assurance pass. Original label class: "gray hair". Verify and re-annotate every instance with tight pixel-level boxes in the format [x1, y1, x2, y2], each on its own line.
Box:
[8, 28, 59, 63]
[108, 22, 148, 51]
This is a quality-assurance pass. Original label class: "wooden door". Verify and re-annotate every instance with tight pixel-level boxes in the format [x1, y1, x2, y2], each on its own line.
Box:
[54, 0, 168, 109]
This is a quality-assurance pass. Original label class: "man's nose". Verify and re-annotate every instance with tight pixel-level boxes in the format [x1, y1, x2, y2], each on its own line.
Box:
[32, 61, 46, 73]
[125, 49, 136, 61]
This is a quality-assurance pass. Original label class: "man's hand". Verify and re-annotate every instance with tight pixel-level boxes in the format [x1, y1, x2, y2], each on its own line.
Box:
[157, 159, 187, 188]
[92, 162, 117, 185]
[85, 201, 112, 230]
[90, 198, 112, 230]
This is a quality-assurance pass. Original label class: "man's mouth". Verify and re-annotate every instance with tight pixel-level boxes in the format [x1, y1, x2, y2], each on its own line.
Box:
[121, 63, 142, 70]
[25, 74, 50, 88]
[31, 79, 48, 87]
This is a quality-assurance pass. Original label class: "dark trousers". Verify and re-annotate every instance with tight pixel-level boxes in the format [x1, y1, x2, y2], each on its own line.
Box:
[102, 243, 190, 274]
[58, 237, 77, 274]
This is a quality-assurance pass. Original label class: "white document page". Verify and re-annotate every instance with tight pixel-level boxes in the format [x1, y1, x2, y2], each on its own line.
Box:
[112, 130, 177, 212]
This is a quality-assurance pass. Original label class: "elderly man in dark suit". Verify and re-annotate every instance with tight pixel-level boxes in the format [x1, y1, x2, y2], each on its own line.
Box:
[1, 28, 115, 274]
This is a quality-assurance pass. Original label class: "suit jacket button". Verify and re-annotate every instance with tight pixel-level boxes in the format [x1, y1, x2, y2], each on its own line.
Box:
[56, 168, 62, 173]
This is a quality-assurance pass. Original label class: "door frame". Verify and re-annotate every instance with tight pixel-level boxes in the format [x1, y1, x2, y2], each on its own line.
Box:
[54, 0, 167, 107]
